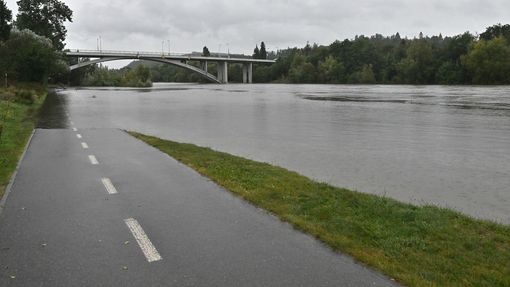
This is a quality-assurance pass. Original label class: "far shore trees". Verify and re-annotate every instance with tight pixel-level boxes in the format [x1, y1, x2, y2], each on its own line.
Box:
[462, 37, 510, 84]
[202, 46, 210, 57]
[253, 42, 268, 59]
[244, 24, 510, 85]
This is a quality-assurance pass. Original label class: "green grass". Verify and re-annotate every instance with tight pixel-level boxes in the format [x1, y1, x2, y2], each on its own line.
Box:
[130, 132, 510, 287]
[0, 86, 46, 198]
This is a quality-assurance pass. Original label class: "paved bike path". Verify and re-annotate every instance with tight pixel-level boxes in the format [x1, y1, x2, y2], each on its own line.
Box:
[0, 128, 398, 286]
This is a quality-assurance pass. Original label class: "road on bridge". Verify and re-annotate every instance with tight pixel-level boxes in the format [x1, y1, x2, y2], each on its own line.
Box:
[0, 125, 398, 286]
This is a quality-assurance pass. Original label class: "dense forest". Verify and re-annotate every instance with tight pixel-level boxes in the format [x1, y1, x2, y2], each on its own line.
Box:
[258, 24, 510, 85]
[91, 23, 510, 86]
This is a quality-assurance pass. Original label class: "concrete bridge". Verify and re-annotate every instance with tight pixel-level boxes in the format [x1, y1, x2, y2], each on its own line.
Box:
[65, 50, 276, 84]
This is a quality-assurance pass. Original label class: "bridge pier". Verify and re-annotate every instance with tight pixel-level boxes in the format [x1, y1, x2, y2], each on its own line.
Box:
[202, 61, 208, 73]
[217, 61, 228, 84]
[242, 63, 253, 84]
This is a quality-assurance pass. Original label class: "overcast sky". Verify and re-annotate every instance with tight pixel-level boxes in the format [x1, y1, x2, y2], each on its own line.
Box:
[6, 0, 510, 55]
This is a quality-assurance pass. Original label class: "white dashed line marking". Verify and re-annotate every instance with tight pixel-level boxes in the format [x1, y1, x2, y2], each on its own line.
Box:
[88, 155, 99, 165]
[101, 178, 118, 194]
[76, 134, 82, 139]
[72, 127, 78, 132]
[124, 218, 162, 263]
[81, 142, 89, 149]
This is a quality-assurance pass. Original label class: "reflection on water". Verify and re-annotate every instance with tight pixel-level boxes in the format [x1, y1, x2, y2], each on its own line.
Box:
[37, 90, 69, 129]
[42, 83, 510, 223]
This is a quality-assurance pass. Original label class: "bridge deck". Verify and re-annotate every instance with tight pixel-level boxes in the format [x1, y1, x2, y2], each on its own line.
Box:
[66, 50, 276, 64]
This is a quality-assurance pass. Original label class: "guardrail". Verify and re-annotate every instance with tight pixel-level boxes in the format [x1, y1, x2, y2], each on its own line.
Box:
[67, 49, 188, 57]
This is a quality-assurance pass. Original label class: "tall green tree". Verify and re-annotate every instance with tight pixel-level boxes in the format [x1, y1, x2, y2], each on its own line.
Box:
[259, 41, 267, 59]
[480, 24, 510, 43]
[202, 46, 210, 57]
[0, 0, 12, 41]
[0, 29, 60, 82]
[462, 37, 510, 84]
[15, 0, 73, 50]
[318, 55, 344, 83]
[253, 45, 260, 59]
[396, 40, 434, 84]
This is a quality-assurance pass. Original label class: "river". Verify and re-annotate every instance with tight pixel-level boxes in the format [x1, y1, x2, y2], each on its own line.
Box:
[40, 83, 510, 224]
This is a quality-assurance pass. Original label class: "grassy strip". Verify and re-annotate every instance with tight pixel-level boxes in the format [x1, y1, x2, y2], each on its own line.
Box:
[0, 86, 46, 198]
[130, 132, 510, 287]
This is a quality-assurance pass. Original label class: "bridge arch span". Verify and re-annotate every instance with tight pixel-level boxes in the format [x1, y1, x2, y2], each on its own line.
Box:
[69, 57, 221, 84]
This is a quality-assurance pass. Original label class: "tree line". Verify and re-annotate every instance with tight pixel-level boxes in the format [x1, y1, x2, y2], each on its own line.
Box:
[136, 26, 510, 85]
[252, 25, 510, 85]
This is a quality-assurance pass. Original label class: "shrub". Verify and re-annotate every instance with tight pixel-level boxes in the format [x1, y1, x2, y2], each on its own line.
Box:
[14, 89, 34, 105]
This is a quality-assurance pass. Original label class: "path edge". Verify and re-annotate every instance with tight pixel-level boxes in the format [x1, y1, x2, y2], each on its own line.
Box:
[0, 129, 36, 216]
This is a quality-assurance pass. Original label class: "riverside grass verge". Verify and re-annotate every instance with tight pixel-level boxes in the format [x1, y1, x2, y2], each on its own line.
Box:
[0, 86, 46, 198]
[130, 132, 510, 287]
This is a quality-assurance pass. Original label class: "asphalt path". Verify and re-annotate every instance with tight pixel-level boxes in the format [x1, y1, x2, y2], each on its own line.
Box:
[0, 127, 398, 286]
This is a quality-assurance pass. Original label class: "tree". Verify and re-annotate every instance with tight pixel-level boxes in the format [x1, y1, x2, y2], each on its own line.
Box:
[0, 0, 12, 41]
[0, 29, 60, 82]
[135, 64, 151, 83]
[349, 64, 376, 84]
[253, 45, 260, 59]
[480, 23, 510, 43]
[318, 55, 344, 83]
[202, 46, 210, 57]
[15, 0, 73, 50]
[461, 37, 510, 84]
[396, 40, 434, 84]
[444, 32, 475, 62]
[288, 53, 316, 83]
[259, 41, 267, 59]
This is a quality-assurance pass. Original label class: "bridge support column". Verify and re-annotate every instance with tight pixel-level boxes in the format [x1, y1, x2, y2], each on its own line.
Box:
[242, 63, 253, 84]
[202, 61, 208, 73]
[217, 61, 228, 84]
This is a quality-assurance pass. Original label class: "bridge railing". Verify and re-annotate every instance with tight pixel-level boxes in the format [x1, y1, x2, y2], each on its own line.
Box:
[68, 49, 240, 58]
[66, 49, 188, 57]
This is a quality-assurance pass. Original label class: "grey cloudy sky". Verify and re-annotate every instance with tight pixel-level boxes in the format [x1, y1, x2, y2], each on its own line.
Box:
[6, 0, 510, 54]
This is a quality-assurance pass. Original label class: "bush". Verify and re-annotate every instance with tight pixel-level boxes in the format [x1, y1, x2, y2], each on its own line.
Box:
[14, 89, 34, 105]
[0, 89, 14, 101]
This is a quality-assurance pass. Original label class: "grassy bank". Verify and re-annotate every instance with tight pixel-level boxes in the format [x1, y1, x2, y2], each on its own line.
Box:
[130, 132, 510, 287]
[0, 85, 46, 198]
